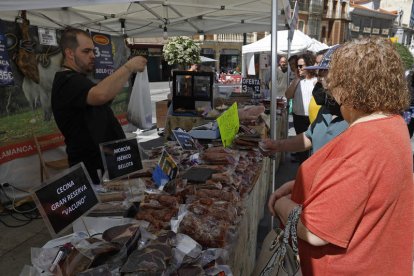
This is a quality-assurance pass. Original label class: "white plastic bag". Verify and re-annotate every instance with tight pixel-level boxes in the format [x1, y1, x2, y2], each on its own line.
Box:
[127, 67, 153, 129]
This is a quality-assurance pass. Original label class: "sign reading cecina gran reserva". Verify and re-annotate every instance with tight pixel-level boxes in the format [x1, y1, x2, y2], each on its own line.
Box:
[99, 137, 143, 180]
[32, 163, 99, 236]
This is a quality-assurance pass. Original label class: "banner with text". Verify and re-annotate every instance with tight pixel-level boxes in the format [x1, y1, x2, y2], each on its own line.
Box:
[0, 20, 14, 86]
[92, 32, 115, 79]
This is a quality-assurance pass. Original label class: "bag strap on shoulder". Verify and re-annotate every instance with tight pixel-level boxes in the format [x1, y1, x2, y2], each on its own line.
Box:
[281, 205, 302, 257]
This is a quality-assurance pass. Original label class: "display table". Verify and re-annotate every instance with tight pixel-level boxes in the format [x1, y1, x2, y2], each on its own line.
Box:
[228, 157, 271, 276]
[26, 108, 290, 275]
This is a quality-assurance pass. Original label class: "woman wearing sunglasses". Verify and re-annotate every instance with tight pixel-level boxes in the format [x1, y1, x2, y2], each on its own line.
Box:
[285, 52, 317, 163]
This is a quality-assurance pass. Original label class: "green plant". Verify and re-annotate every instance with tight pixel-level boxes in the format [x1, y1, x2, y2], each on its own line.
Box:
[162, 36, 201, 65]
[395, 43, 414, 70]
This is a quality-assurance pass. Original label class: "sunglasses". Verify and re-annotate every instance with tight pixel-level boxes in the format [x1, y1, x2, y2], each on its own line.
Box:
[297, 64, 305, 69]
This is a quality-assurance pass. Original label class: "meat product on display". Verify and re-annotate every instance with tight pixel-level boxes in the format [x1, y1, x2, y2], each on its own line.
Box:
[102, 223, 140, 245]
[179, 214, 229, 248]
[120, 232, 174, 274]
[195, 189, 240, 203]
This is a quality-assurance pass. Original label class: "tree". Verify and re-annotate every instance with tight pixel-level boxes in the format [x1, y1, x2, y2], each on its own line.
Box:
[395, 43, 414, 70]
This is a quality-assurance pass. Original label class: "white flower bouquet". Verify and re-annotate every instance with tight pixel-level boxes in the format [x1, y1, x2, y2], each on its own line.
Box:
[163, 36, 201, 66]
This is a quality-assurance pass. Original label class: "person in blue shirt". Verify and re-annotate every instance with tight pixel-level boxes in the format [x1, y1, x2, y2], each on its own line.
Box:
[260, 45, 348, 156]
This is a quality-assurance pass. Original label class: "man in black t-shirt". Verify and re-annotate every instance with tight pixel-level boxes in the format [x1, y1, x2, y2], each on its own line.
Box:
[52, 28, 147, 183]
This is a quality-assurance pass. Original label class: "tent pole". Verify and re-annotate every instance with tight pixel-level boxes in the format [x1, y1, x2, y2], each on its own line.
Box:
[270, 0, 278, 230]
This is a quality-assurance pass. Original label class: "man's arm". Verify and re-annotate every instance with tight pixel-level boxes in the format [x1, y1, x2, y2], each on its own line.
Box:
[260, 133, 312, 155]
[285, 77, 300, 99]
[87, 56, 147, 106]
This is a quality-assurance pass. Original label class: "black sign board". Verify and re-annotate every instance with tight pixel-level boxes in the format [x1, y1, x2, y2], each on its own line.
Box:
[173, 130, 197, 150]
[32, 163, 99, 236]
[100, 137, 143, 180]
[242, 78, 261, 95]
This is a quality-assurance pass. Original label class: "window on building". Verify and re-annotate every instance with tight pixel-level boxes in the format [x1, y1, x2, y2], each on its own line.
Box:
[341, 2, 347, 18]
[323, 0, 328, 14]
[321, 26, 327, 43]
[219, 49, 240, 74]
[298, 20, 305, 32]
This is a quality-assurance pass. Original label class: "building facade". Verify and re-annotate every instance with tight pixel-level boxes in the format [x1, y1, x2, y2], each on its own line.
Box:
[380, 0, 414, 47]
[348, 0, 397, 40]
[294, 0, 351, 45]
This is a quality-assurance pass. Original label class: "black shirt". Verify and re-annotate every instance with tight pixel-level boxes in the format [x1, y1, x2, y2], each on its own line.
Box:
[51, 70, 125, 183]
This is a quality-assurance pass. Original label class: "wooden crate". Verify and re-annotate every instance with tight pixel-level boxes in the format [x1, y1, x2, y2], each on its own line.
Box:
[155, 100, 169, 129]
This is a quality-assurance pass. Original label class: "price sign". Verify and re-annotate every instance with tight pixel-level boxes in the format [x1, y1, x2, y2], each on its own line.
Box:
[38, 27, 58, 46]
[100, 137, 143, 180]
[242, 78, 260, 95]
[32, 163, 99, 236]
[173, 130, 197, 150]
[152, 149, 178, 188]
[216, 102, 239, 147]
[0, 21, 14, 86]
[91, 32, 115, 79]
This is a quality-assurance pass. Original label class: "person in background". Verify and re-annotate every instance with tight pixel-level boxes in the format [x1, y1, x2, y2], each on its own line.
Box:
[285, 52, 317, 163]
[52, 28, 147, 184]
[263, 56, 288, 97]
[188, 63, 199, 72]
[233, 66, 241, 75]
[269, 37, 413, 275]
[287, 55, 299, 83]
[260, 45, 346, 156]
[308, 49, 329, 124]
[405, 71, 414, 138]
[276, 56, 288, 97]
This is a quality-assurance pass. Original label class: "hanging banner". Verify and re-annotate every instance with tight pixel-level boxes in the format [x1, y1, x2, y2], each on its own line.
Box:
[0, 21, 14, 86]
[91, 31, 115, 79]
[0, 20, 130, 167]
[38, 27, 58, 46]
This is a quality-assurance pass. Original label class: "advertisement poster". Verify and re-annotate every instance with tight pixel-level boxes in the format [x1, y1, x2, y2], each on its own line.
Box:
[0, 21, 14, 87]
[91, 31, 115, 79]
[0, 20, 130, 166]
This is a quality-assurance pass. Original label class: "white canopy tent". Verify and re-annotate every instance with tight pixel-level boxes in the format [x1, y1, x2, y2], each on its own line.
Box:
[308, 38, 329, 53]
[0, 0, 287, 38]
[242, 30, 329, 55]
[242, 30, 314, 55]
[242, 30, 329, 75]
[200, 56, 217, 62]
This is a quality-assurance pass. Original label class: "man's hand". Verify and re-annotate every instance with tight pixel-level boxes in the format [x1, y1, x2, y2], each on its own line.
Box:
[259, 139, 280, 156]
[268, 180, 295, 216]
[124, 56, 147, 73]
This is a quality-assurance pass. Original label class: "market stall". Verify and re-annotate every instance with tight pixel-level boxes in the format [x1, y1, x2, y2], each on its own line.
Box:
[24, 101, 288, 275]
